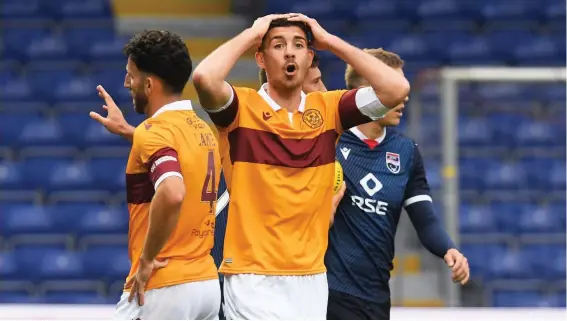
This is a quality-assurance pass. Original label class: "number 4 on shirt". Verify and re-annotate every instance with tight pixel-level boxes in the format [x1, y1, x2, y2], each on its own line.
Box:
[201, 150, 217, 213]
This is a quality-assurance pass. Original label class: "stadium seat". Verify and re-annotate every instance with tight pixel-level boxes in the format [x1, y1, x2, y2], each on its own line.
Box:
[82, 244, 130, 281]
[493, 290, 549, 307]
[13, 244, 68, 279]
[1, 0, 44, 19]
[0, 252, 18, 279]
[90, 156, 127, 191]
[2, 205, 53, 236]
[43, 0, 112, 20]
[459, 204, 497, 234]
[515, 203, 565, 234]
[0, 161, 24, 189]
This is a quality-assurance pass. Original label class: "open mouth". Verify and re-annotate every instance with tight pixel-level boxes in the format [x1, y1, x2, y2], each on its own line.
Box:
[285, 63, 297, 75]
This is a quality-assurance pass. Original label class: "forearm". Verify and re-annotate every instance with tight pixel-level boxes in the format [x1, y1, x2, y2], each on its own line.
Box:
[406, 202, 456, 258]
[141, 191, 182, 261]
[327, 36, 410, 107]
[192, 29, 257, 95]
[121, 124, 135, 143]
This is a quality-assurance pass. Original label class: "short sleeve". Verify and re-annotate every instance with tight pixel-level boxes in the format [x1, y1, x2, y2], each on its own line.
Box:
[403, 143, 433, 207]
[203, 82, 241, 129]
[134, 122, 183, 189]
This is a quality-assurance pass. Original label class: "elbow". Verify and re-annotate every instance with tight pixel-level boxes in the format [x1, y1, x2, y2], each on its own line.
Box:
[191, 68, 208, 90]
[378, 75, 411, 108]
[165, 187, 185, 208]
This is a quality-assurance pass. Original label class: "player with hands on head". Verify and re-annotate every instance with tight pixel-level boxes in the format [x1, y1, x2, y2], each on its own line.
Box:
[192, 13, 409, 320]
[93, 29, 221, 320]
[326, 48, 469, 320]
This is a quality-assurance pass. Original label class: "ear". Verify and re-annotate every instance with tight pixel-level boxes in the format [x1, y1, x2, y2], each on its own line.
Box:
[144, 76, 153, 95]
[307, 49, 314, 66]
[255, 51, 266, 69]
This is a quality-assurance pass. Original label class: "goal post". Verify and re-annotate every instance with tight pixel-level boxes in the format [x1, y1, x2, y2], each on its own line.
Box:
[438, 67, 567, 307]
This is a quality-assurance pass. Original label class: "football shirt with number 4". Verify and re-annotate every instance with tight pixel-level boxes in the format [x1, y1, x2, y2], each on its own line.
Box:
[124, 101, 221, 291]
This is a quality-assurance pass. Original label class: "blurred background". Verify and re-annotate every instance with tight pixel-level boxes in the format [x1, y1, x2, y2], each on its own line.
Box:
[0, 0, 565, 310]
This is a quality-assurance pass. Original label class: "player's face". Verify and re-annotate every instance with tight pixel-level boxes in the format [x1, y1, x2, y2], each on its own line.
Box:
[377, 68, 408, 127]
[257, 26, 313, 91]
[302, 66, 326, 93]
[124, 58, 149, 115]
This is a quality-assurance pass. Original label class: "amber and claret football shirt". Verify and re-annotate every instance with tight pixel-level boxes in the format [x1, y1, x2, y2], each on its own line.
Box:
[204, 83, 388, 276]
[125, 100, 221, 290]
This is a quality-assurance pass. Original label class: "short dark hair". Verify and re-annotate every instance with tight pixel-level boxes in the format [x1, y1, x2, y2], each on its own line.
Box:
[124, 30, 192, 94]
[258, 18, 313, 51]
[259, 53, 320, 84]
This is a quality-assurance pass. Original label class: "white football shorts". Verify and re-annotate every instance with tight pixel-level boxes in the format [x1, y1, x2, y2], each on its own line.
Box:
[114, 279, 220, 320]
[223, 273, 328, 319]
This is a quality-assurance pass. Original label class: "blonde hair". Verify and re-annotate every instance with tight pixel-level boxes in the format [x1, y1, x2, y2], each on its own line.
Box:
[345, 48, 404, 89]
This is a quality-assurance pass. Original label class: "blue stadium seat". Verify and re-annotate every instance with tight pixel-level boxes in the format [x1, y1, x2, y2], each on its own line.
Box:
[25, 34, 69, 61]
[0, 114, 41, 147]
[1, 0, 44, 19]
[487, 247, 535, 279]
[484, 161, 527, 190]
[43, 0, 112, 20]
[0, 76, 34, 103]
[82, 244, 130, 281]
[460, 243, 506, 279]
[474, 0, 536, 22]
[515, 203, 565, 234]
[513, 34, 562, 65]
[411, 0, 463, 21]
[385, 34, 430, 61]
[446, 35, 491, 64]
[542, 0, 566, 22]
[459, 204, 497, 234]
[22, 156, 96, 191]
[43, 290, 107, 304]
[0, 161, 24, 189]
[459, 157, 490, 190]
[90, 157, 127, 191]
[77, 206, 129, 236]
[18, 118, 65, 147]
[2, 205, 53, 236]
[0, 289, 39, 304]
[89, 35, 131, 61]
[0, 252, 18, 279]
[2, 26, 50, 61]
[493, 290, 550, 307]
[353, 0, 403, 20]
[487, 30, 535, 62]
[515, 119, 563, 147]
[458, 117, 492, 146]
[13, 244, 68, 279]
[39, 250, 85, 280]
[64, 26, 115, 60]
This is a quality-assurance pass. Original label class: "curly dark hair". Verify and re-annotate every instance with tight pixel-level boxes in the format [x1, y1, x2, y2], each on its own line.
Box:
[258, 18, 313, 51]
[124, 30, 192, 94]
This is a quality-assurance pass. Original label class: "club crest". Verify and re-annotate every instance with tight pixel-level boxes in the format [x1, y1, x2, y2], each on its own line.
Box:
[302, 109, 324, 129]
[386, 152, 400, 174]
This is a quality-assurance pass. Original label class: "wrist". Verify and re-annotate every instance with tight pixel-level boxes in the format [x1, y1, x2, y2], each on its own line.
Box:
[139, 254, 153, 264]
[242, 28, 263, 47]
[120, 123, 135, 137]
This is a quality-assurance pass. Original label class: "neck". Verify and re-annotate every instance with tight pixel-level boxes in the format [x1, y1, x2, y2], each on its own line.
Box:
[147, 95, 181, 118]
[357, 122, 384, 140]
[266, 83, 302, 112]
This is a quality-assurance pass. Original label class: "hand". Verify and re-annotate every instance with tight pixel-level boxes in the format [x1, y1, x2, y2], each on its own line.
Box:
[444, 249, 470, 285]
[287, 14, 333, 50]
[330, 182, 346, 226]
[126, 258, 168, 306]
[248, 13, 298, 47]
[90, 85, 132, 137]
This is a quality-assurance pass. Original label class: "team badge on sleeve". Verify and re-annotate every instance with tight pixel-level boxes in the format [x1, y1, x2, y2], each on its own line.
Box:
[386, 152, 400, 174]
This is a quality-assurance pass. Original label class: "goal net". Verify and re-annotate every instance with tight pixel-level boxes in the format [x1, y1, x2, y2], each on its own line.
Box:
[406, 67, 566, 308]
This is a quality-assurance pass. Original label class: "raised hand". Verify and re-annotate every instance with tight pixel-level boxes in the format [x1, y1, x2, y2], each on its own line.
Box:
[249, 13, 298, 46]
[89, 85, 135, 142]
[287, 13, 333, 50]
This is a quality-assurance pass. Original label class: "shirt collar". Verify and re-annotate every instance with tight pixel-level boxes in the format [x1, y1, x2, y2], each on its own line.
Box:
[258, 83, 307, 113]
[349, 126, 387, 144]
[152, 100, 193, 118]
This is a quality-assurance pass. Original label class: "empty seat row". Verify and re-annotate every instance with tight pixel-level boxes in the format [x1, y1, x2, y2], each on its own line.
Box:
[1, 0, 111, 19]
[1, 204, 128, 236]
[461, 243, 566, 279]
[0, 247, 129, 281]
[266, 0, 565, 22]
[492, 290, 566, 308]
[0, 113, 144, 148]
[460, 203, 566, 234]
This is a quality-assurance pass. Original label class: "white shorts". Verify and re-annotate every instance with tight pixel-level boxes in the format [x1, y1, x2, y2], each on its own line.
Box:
[114, 279, 220, 320]
[223, 273, 328, 320]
